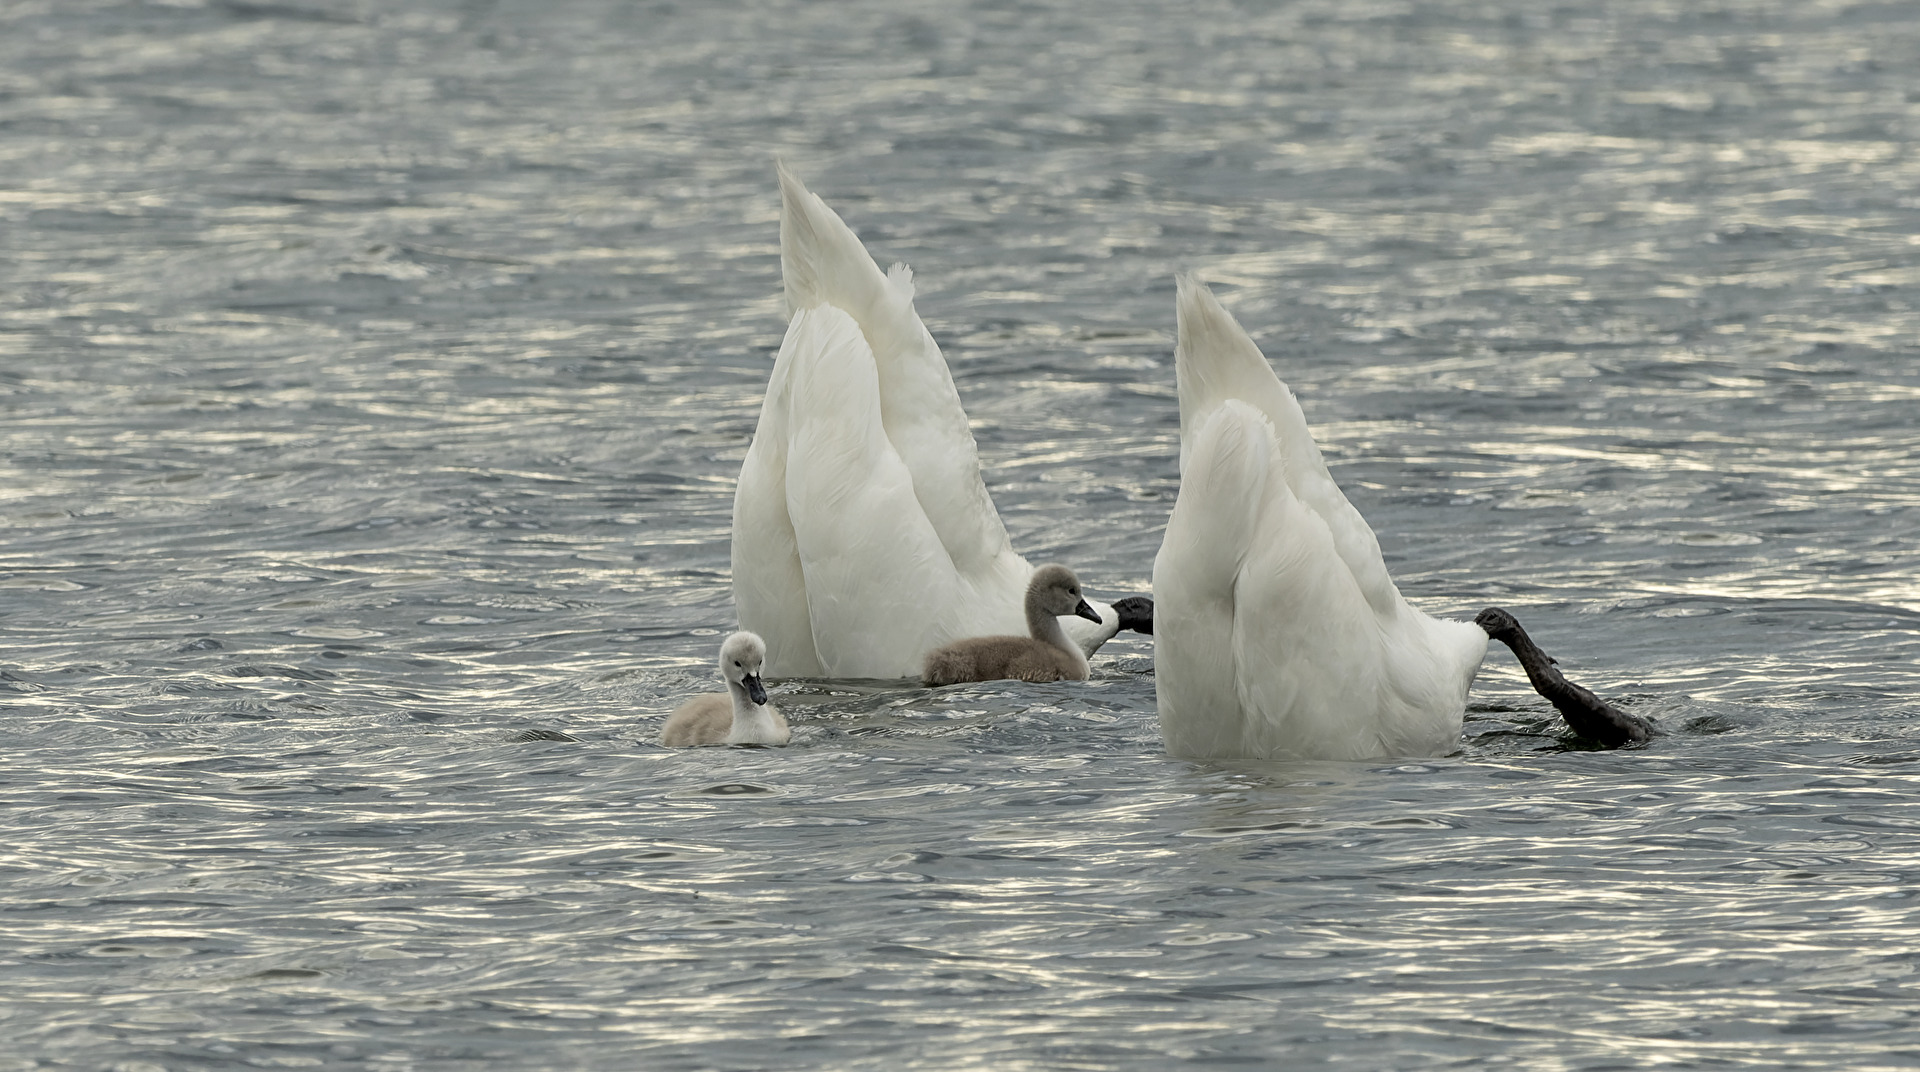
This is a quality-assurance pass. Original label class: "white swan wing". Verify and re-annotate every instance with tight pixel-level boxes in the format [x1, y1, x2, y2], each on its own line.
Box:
[754, 306, 981, 678]
[739, 167, 1135, 676]
[775, 307, 954, 676]
[733, 312, 825, 677]
[1155, 398, 1387, 758]
[1219, 404, 1459, 759]
[1154, 401, 1272, 759]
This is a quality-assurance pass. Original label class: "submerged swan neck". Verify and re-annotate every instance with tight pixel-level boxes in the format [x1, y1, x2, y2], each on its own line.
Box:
[1476, 609, 1556, 689]
[1475, 607, 1649, 748]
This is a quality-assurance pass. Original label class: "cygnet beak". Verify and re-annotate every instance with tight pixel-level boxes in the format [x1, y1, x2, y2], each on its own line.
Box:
[743, 673, 768, 706]
[1073, 598, 1101, 624]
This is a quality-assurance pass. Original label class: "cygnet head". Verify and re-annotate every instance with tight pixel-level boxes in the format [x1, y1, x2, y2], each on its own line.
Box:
[1031, 564, 1102, 623]
[718, 630, 770, 706]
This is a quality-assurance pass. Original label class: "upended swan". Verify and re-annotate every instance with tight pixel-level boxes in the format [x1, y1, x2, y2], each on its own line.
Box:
[731, 165, 1148, 679]
[660, 631, 791, 747]
[923, 564, 1103, 685]
[1154, 277, 1646, 760]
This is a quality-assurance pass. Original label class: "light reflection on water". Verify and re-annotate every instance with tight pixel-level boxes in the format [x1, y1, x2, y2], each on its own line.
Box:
[5, 0, 1920, 1067]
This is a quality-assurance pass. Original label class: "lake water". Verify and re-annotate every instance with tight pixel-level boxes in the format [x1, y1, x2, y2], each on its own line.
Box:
[5, 0, 1920, 1068]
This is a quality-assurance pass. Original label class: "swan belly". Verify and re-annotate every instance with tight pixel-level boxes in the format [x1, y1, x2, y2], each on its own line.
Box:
[1154, 401, 1278, 758]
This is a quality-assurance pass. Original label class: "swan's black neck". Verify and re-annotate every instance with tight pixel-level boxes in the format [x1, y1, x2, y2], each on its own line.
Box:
[1475, 607, 1649, 748]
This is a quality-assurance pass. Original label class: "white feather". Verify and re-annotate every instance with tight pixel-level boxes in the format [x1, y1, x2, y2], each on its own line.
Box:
[734, 167, 1120, 678]
[1153, 276, 1487, 761]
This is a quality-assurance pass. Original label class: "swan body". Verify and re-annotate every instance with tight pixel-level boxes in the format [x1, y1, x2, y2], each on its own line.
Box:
[1152, 277, 1488, 761]
[922, 564, 1103, 685]
[660, 631, 790, 747]
[732, 165, 1141, 678]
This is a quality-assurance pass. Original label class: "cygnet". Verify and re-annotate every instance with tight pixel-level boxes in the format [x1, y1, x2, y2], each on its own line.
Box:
[660, 631, 791, 747]
[922, 565, 1103, 686]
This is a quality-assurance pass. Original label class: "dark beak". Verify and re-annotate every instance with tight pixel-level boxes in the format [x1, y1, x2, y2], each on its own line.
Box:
[743, 673, 768, 706]
[1073, 599, 1102, 624]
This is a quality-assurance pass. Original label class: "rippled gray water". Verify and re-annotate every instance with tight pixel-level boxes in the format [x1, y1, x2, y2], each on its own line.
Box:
[5, 0, 1920, 1068]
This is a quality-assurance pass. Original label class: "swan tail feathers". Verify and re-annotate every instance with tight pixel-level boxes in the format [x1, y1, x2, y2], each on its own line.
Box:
[1157, 275, 1494, 760]
[755, 168, 1034, 671]
[1173, 275, 1291, 455]
[886, 262, 915, 301]
[774, 167, 1014, 576]
[778, 162, 890, 318]
[1174, 274, 1404, 620]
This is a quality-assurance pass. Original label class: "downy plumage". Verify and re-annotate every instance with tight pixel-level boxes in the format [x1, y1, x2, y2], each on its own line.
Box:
[922, 564, 1104, 685]
[660, 631, 791, 747]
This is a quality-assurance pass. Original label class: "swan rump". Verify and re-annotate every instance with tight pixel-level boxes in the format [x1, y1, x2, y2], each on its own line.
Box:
[733, 165, 1129, 678]
[1153, 277, 1487, 761]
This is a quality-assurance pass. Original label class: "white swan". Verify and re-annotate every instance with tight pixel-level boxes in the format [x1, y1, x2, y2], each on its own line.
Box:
[1152, 276, 1489, 761]
[660, 631, 791, 747]
[732, 165, 1141, 678]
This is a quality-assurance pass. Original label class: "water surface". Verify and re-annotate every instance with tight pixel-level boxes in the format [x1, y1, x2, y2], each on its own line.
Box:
[4, 0, 1920, 1068]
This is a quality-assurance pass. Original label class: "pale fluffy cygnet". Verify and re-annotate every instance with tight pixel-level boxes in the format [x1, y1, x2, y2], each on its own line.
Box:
[660, 631, 791, 747]
[921, 565, 1103, 686]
